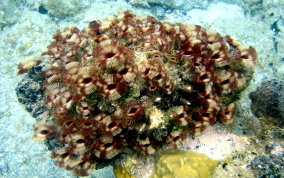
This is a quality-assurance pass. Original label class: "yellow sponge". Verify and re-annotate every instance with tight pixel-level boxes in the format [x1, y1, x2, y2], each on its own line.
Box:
[152, 149, 218, 178]
[113, 156, 137, 178]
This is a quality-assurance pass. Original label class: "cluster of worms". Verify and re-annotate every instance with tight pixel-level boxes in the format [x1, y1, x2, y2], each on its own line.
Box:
[17, 11, 257, 176]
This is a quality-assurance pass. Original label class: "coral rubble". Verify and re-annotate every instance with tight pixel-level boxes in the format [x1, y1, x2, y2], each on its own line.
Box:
[16, 11, 257, 176]
[250, 153, 284, 177]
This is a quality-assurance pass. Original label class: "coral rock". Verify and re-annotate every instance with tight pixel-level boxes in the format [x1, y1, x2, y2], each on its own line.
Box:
[249, 79, 284, 126]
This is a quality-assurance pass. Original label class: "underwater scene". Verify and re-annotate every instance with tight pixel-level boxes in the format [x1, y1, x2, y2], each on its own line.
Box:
[1, 0, 284, 177]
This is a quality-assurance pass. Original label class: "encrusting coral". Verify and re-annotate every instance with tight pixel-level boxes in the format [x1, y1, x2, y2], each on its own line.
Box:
[17, 11, 257, 176]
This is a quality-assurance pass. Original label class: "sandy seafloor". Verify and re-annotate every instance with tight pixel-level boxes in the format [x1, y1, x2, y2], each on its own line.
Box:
[0, 0, 283, 177]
